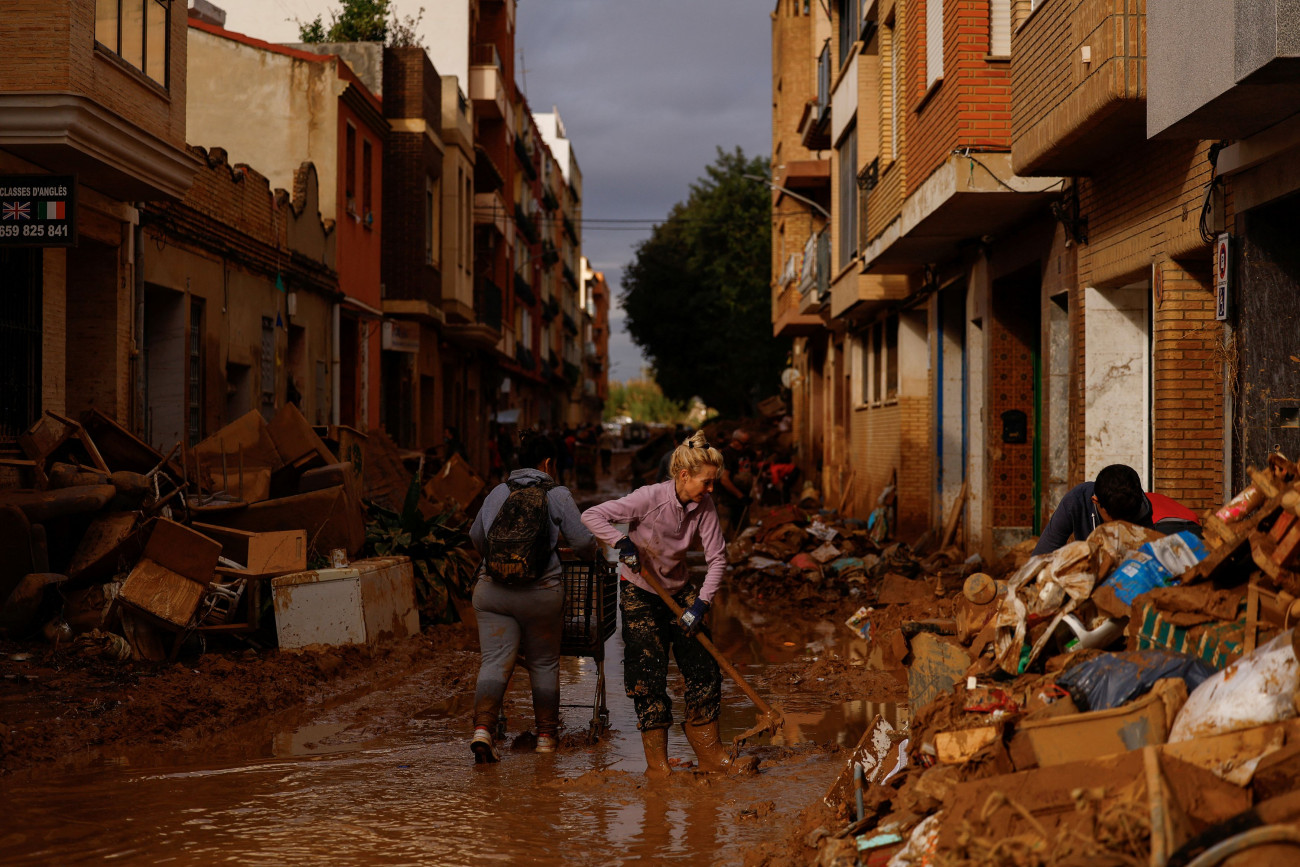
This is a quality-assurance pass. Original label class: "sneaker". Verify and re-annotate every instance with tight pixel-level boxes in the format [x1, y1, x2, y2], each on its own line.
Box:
[471, 727, 499, 764]
[535, 734, 557, 754]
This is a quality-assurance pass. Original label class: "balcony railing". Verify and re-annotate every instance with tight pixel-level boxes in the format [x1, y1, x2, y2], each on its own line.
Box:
[516, 343, 535, 370]
[798, 229, 830, 300]
[471, 43, 502, 71]
[514, 271, 535, 305]
[477, 278, 503, 332]
[514, 135, 537, 179]
[514, 204, 539, 244]
[562, 312, 578, 336]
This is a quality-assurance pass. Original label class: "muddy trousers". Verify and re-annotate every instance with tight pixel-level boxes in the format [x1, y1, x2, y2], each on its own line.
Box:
[472, 578, 564, 735]
[620, 581, 721, 731]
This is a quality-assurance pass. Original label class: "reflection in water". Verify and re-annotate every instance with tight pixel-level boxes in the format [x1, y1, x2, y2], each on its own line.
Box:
[1, 582, 902, 865]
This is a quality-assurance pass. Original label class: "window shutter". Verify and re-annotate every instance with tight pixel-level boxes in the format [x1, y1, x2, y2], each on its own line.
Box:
[990, 0, 1011, 57]
[926, 0, 944, 90]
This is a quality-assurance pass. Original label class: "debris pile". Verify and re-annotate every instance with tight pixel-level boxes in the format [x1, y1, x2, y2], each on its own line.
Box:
[0, 407, 483, 663]
[774, 454, 1300, 865]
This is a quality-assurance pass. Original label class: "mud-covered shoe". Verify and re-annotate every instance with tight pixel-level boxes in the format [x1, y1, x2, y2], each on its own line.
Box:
[471, 727, 499, 764]
[535, 734, 557, 753]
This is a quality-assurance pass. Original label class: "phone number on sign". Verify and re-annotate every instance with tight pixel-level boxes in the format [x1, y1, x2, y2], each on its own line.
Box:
[0, 223, 69, 238]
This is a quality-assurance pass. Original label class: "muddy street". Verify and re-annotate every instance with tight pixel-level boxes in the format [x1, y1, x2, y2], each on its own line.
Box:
[1, 586, 893, 866]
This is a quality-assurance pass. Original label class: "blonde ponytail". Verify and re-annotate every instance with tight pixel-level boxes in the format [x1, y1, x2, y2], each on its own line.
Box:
[668, 431, 724, 478]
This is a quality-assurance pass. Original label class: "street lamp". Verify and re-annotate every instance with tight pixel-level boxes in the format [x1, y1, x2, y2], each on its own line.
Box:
[743, 173, 830, 219]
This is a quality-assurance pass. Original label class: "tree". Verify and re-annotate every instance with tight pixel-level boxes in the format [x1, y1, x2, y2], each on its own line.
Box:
[605, 378, 688, 424]
[298, 0, 426, 48]
[621, 148, 781, 417]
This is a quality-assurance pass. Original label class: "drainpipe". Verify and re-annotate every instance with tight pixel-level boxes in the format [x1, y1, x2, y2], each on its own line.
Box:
[331, 302, 341, 425]
[132, 207, 146, 438]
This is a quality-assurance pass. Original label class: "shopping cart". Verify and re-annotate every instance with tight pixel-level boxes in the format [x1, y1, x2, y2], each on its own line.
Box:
[559, 553, 618, 742]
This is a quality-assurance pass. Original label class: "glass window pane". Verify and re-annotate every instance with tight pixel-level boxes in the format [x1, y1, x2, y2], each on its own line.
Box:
[96, 0, 119, 51]
[120, 0, 144, 69]
[146, 0, 168, 84]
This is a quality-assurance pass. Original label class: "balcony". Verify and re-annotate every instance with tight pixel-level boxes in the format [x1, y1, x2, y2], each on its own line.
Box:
[1149, 0, 1300, 140]
[475, 191, 508, 235]
[797, 229, 831, 311]
[1011, 0, 1147, 176]
[447, 278, 503, 349]
[862, 153, 1063, 273]
[514, 134, 537, 180]
[772, 283, 827, 338]
[469, 43, 507, 120]
[514, 204, 539, 244]
[799, 43, 833, 151]
[562, 312, 578, 336]
[776, 158, 831, 193]
[514, 270, 536, 305]
[474, 144, 504, 193]
[515, 343, 535, 371]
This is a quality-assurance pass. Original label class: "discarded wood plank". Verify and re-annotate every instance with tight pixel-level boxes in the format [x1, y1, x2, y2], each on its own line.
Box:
[1249, 466, 1282, 500]
[940, 481, 969, 550]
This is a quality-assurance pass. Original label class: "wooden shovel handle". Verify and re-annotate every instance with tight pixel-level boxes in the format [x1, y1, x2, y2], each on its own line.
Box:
[635, 565, 777, 719]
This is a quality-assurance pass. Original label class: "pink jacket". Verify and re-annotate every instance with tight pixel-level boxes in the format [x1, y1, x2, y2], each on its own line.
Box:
[580, 480, 727, 603]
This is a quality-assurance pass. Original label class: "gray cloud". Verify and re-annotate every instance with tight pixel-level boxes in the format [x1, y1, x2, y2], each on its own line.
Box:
[517, 0, 772, 383]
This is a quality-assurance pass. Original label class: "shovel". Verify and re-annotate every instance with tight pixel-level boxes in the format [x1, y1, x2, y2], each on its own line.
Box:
[636, 565, 784, 746]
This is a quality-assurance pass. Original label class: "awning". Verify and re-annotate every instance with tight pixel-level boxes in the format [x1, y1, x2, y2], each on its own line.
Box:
[340, 294, 383, 319]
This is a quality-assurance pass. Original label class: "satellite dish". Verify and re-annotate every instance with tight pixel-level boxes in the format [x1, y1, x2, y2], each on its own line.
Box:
[780, 367, 802, 388]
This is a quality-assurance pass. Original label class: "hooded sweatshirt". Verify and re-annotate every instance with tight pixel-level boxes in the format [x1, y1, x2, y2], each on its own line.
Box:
[469, 468, 598, 584]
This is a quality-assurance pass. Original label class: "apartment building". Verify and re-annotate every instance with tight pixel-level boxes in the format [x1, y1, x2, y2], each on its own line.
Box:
[771, 0, 1230, 556]
[1149, 0, 1300, 493]
[139, 148, 338, 447]
[186, 20, 388, 435]
[0, 0, 201, 441]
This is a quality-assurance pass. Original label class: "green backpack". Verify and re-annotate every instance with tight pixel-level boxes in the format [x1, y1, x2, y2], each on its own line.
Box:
[484, 480, 556, 585]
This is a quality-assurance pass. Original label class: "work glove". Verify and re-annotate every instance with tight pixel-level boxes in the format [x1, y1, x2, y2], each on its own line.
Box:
[679, 598, 710, 637]
[615, 537, 640, 572]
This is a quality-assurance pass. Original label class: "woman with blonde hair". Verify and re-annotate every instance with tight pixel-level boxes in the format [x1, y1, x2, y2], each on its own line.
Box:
[580, 431, 732, 777]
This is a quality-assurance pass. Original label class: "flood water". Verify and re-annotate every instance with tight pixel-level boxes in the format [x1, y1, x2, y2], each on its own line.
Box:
[0, 588, 904, 865]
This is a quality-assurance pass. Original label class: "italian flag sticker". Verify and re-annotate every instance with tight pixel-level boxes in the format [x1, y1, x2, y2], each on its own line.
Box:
[40, 201, 64, 219]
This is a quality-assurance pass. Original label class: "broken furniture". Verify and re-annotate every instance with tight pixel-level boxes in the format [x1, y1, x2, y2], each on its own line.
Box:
[0, 504, 66, 636]
[193, 523, 307, 636]
[271, 556, 418, 650]
[111, 519, 222, 661]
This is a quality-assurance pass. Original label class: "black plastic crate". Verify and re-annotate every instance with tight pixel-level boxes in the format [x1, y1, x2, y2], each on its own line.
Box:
[560, 555, 617, 660]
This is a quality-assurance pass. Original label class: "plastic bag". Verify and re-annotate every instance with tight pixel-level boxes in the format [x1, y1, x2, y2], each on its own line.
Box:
[1141, 531, 1207, 577]
[1055, 649, 1217, 712]
[1169, 629, 1300, 743]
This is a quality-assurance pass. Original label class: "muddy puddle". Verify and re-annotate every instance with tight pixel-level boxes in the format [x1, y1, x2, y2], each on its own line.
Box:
[0, 588, 903, 865]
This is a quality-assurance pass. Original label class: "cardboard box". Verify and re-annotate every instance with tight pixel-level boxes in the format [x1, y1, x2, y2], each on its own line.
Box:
[271, 556, 418, 649]
[426, 453, 484, 511]
[1019, 679, 1186, 767]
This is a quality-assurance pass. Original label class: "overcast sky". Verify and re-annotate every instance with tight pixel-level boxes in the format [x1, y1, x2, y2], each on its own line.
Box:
[206, 0, 772, 384]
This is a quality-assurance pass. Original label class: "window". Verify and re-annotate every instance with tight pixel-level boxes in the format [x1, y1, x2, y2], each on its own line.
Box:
[888, 24, 901, 159]
[96, 0, 171, 86]
[426, 176, 440, 266]
[862, 315, 900, 404]
[519, 307, 533, 350]
[187, 298, 203, 446]
[361, 139, 373, 224]
[838, 0, 862, 68]
[463, 174, 472, 271]
[926, 0, 944, 90]
[990, 0, 1011, 57]
[456, 167, 465, 270]
[837, 125, 858, 270]
[345, 123, 357, 214]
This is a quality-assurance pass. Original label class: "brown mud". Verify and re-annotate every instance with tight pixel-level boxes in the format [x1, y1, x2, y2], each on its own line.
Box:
[0, 555, 899, 866]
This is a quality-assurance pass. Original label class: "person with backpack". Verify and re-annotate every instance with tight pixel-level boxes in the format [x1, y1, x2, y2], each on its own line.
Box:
[580, 431, 732, 778]
[467, 430, 598, 763]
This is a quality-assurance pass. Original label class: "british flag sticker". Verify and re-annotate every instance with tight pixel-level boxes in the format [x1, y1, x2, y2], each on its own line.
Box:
[0, 174, 76, 246]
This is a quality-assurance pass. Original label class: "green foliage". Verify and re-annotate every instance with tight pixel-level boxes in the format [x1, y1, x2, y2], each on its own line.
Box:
[364, 472, 474, 625]
[621, 147, 782, 417]
[297, 0, 426, 47]
[605, 378, 688, 424]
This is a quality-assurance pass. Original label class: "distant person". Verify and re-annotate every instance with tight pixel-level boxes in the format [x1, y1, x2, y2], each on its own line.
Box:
[468, 431, 598, 762]
[716, 429, 754, 535]
[597, 427, 615, 476]
[1033, 464, 1202, 556]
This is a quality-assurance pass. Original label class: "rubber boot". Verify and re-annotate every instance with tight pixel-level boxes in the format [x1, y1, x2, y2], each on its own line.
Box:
[684, 720, 732, 773]
[641, 727, 672, 779]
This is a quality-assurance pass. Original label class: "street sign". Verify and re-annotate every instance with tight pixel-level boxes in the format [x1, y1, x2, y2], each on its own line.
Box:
[1214, 233, 1230, 321]
[0, 175, 76, 247]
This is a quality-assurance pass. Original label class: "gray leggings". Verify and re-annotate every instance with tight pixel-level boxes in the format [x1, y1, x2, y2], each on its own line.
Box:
[472, 578, 565, 734]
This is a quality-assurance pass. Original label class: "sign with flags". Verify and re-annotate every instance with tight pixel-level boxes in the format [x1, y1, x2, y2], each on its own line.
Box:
[0, 175, 76, 247]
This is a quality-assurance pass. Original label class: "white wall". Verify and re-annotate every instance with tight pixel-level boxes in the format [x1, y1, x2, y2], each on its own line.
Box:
[1084, 283, 1150, 487]
[424, 3, 469, 86]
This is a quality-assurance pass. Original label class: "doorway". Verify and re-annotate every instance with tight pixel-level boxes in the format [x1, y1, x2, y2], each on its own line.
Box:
[0, 249, 42, 439]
